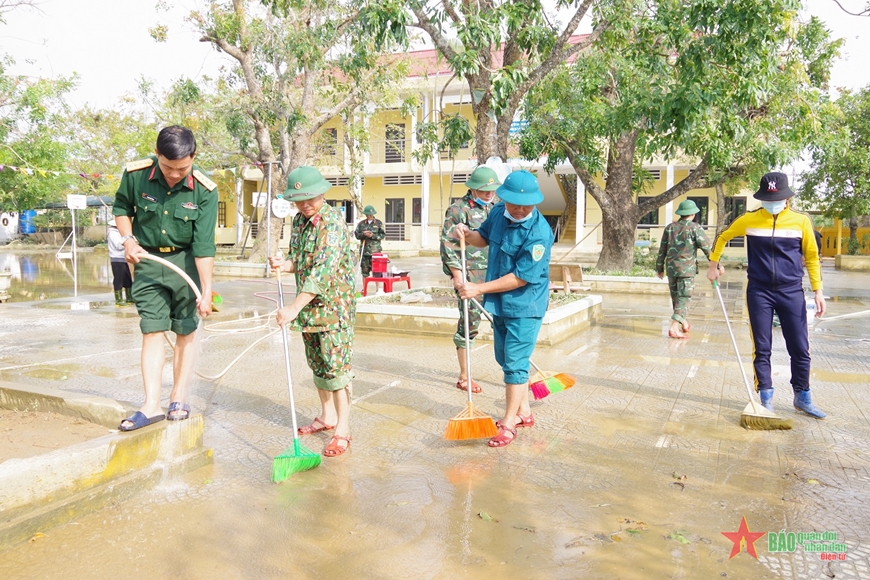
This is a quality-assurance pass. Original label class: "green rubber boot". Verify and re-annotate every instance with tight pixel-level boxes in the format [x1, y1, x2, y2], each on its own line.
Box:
[114, 290, 124, 308]
[122, 287, 134, 305]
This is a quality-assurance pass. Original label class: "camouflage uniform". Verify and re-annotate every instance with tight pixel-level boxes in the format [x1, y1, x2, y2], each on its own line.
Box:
[288, 203, 357, 391]
[656, 218, 712, 326]
[353, 218, 386, 276]
[440, 190, 492, 348]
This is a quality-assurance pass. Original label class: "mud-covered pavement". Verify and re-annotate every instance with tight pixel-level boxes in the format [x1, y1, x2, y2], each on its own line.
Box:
[0, 254, 868, 579]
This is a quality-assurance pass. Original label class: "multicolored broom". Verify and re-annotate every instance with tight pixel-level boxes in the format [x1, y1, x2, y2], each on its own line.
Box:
[469, 296, 575, 400]
[445, 237, 498, 441]
[272, 268, 322, 481]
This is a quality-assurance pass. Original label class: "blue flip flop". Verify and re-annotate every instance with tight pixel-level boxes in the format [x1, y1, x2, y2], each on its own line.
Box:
[118, 411, 166, 432]
[167, 401, 191, 421]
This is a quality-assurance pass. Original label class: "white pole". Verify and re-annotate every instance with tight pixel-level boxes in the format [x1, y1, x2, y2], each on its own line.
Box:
[266, 163, 272, 278]
[71, 208, 78, 297]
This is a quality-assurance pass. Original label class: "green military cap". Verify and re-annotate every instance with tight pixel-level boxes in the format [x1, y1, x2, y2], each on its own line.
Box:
[284, 166, 332, 201]
[465, 167, 501, 192]
[675, 200, 700, 216]
[363, 205, 377, 215]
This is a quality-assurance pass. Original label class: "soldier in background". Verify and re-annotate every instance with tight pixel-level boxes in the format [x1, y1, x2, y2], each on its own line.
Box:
[269, 166, 357, 457]
[656, 200, 713, 339]
[439, 167, 500, 393]
[353, 205, 386, 277]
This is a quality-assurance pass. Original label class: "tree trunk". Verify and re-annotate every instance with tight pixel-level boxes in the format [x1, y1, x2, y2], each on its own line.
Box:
[597, 208, 638, 272]
[594, 131, 640, 272]
[849, 203, 859, 253]
[715, 183, 727, 238]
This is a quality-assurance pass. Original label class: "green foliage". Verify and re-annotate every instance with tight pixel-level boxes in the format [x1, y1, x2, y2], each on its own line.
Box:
[520, 0, 839, 271]
[0, 55, 78, 212]
[799, 85, 870, 225]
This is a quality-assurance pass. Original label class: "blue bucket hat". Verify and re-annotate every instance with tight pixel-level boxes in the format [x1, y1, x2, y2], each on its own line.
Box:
[495, 170, 543, 205]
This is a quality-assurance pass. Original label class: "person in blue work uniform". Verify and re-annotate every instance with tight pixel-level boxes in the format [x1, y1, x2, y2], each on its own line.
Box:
[113, 126, 218, 431]
[452, 170, 553, 447]
[707, 171, 827, 419]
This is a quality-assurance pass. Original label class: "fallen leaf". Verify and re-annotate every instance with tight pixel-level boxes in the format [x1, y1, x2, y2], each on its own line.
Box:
[202, 479, 213, 485]
[478, 511, 499, 523]
[29, 532, 46, 542]
[670, 482, 685, 491]
[513, 525, 536, 533]
[610, 533, 622, 542]
[807, 479, 819, 485]
[668, 531, 690, 544]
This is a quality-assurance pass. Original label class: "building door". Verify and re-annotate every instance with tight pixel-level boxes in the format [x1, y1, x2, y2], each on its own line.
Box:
[385, 198, 406, 240]
[723, 196, 746, 247]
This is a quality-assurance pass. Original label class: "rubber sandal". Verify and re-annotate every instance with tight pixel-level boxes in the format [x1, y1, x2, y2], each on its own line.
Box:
[456, 380, 482, 394]
[298, 417, 336, 436]
[167, 401, 190, 421]
[488, 422, 517, 447]
[516, 414, 535, 428]
[119, 411, 166, 432]
[323, 435, 351, 457]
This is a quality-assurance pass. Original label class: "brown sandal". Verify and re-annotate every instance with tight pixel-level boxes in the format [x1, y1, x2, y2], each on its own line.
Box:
[297, 417, 336, 436]
[488, 422, 517, 447]
[323, 435, 351, 457]
[456, 379, 482, 394]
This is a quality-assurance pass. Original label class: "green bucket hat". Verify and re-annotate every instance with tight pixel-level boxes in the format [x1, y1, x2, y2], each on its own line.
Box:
[465, 167, 501, 192]
[283, 166, 332, 201]
[675, 200, 700, 216]
[363, 205, 377, 216]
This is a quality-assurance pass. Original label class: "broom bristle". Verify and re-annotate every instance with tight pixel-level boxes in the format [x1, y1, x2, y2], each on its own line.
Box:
[530, 381, 551, 400]
[740, 414, 793, 431]
[271, 439, 322, 482]
[444, 403, 498, 440]
[530, 373, 576, 400]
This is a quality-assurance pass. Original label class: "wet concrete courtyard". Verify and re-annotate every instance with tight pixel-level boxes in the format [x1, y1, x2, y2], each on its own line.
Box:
[0, 252, 869, 579]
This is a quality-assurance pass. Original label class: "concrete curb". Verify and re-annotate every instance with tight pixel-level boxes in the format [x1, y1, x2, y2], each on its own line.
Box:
[0, 383, 213, 550]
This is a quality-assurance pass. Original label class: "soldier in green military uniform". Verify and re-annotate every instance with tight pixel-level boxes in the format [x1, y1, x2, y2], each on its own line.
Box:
[439, 166, 500, 393]
[112, 126, 218, 430]
[655, 200, 713, 339]
[353, 205, 386, 277]
[269, 166, 357, 457]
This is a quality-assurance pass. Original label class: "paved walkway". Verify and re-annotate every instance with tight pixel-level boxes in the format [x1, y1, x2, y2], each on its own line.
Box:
[0, 257, 869, 579]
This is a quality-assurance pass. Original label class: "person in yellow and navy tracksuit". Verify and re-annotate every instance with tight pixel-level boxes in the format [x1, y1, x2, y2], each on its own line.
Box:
[707, 172, 827, 419]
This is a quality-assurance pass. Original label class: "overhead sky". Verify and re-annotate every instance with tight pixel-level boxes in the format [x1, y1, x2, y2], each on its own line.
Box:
[2, 0, 868, 109]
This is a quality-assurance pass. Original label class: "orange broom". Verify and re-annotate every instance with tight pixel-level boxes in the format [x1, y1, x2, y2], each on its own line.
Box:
[469, 296, 575, 400]
[444, 236, 498, 440]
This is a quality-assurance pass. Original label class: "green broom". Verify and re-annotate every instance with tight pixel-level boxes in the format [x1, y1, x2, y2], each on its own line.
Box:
[272, 268, 321, 481]
[713, 280, 792, 430]
[469, 296, 575, 399]
[444, 237, 498, 440]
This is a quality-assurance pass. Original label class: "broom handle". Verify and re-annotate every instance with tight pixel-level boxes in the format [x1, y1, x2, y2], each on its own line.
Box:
[713, 281, 761, 415]
[460, 236, 474, 406]
[469, 296, 545, 377]
[275, 268, 301, 439]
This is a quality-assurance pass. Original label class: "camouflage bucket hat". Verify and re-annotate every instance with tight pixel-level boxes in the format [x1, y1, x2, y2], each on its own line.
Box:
[284, 166, 332, 201]
[465, 167, 501, 192]
[675, 200, 700, 216]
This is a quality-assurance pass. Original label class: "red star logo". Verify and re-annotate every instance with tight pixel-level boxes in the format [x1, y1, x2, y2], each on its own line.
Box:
[722, 516, 766, 559]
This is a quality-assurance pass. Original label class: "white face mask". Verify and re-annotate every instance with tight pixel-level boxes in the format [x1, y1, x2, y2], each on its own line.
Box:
[474, 197, 492, 206]
[504, 208, 533, 223]
[762, 200, 787, 215]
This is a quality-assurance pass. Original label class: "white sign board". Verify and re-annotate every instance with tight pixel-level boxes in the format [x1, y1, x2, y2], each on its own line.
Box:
[271, 197, 292, 219]
[67, 194, 87, 210]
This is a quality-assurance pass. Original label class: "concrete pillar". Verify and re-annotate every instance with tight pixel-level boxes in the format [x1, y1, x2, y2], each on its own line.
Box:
[420, 95, 430, 248]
